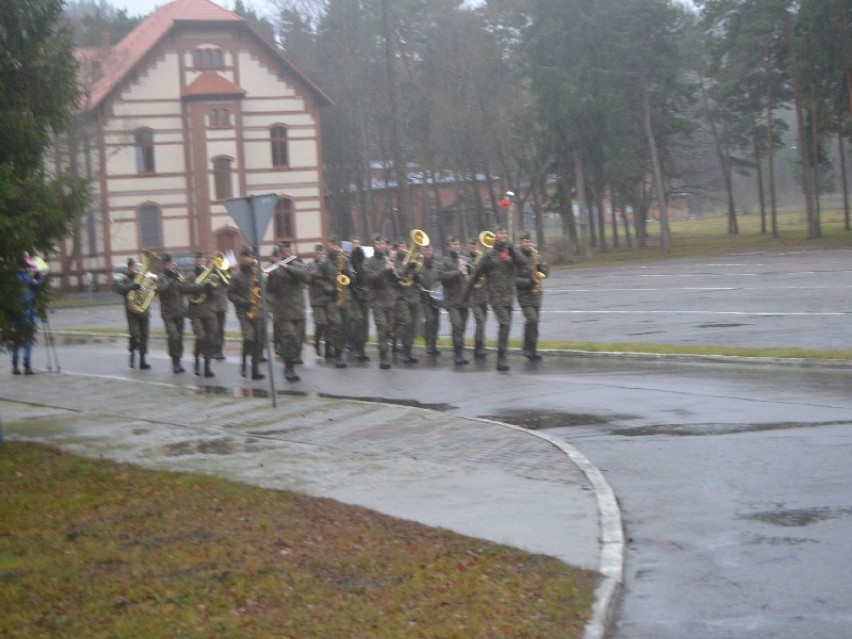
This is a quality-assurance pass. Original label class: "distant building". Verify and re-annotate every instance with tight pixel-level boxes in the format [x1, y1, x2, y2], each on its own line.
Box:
[52, 0, 331, 290]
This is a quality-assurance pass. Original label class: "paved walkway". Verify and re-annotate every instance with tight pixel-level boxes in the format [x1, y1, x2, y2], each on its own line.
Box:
[1, 370, 622, 639]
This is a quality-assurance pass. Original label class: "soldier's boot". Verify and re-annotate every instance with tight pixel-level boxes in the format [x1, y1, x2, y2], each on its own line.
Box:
[334, 348, 348, 369]
[240, 342, 248, 377]
[426, 342, 441, 356]
[172, 357, 185, 373]
[313, 330, 322, 356]
[379, 350, 392, 370]
[496, 349, 510, 372]
[401, 345, 418, 365]
[392, 340, 400, 355]
[522, 332, 534, 359]
[204, 357, 215, 378]
[354, 342, 370, 362]
[453, 346, 469, 366]
[129, 351, 136, 369]
[139, 354, 151, 370]
[528, 338, 542, 361]
[194, 355, 201, 376]
[324, 339, 335, 361]
[284, 359, 300, 382]
[251, 357, 265, 380]
[473, 341, 488, 359]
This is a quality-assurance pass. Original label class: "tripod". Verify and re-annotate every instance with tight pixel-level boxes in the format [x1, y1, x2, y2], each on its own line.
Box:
[42, 310, 61, 373]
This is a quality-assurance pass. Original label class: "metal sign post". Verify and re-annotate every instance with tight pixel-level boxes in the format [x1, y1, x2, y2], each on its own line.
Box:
[225, 194, 279, 407]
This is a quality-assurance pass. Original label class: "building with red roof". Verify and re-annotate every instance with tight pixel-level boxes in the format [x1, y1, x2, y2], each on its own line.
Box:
[52, 0, 331, 290]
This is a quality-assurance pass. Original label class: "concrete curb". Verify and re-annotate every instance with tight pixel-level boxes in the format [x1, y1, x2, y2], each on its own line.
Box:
[470, 418, 624, 639]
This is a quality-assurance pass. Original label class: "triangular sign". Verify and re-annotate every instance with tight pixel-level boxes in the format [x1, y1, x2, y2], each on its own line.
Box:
[225, 194, 279, 247]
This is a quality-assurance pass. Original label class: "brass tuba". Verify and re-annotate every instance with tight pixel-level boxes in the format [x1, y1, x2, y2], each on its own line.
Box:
[126, 250, 160, 313]
[190, 251, 230, 304]
[399, 229, 430, 287]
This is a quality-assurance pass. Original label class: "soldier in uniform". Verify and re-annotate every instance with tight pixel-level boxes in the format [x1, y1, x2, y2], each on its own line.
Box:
[467, 238, 489, 359]
[187, 253, 224, 377]
[157, 253, 196, 373]
[439, 236, 471, 365]
[470, 225, 528, 371]
[315, 235, 357, 368]
[307, 244, 330, 359]
[517, 231, 550, 360]
[393, 240, 420, 365]
[113, 257, 151, 370]
[418, 243, 441, 357]
[211, 253, 229, 361]
[266, 241, 309, 381]
[363, 234, 397, 370]
[348, 236, 371, 361]
[228, 246, 265, 380]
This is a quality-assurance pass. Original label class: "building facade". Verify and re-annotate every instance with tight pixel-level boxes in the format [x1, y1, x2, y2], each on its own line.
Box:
[54, 0, 330, 290]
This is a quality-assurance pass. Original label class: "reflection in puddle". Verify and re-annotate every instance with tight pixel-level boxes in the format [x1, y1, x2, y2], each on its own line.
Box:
[479, 408, 625, 430]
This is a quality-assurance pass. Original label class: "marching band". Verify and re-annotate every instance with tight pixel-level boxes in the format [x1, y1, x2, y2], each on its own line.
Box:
[104, 226, 549, 382]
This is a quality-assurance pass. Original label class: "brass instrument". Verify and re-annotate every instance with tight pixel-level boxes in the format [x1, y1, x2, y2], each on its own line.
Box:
[399, 229, 430, 287]
[335, 251, 350, 307]
[530, 247, 547, 294]
[126, 250, 160, 313]
[190, 251, 231, 304]
[246, 259, 262, 320]
[472, 230, 494, 290]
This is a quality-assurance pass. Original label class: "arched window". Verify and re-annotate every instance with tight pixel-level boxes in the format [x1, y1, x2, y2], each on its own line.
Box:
[134, 129, 155, 174]
[212, 157, 233, 200]
[138, 204, 161, 248]
[193, 47, 224, 69]
[270, 125, 289, 167]
[274, 197, 294, 240]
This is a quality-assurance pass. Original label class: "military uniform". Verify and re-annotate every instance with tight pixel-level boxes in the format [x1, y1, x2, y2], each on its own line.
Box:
[517, 240, 550, 360]
[349, 239, 371, 361]
[266, 253, 309, 381]
[315, 239, 359, 368]
[228, 253, 265, 380]
[188, 263, 224, 377]
[114, 259, 151, 370]
[467, 242, 489, 359]
[363, 240, 398, 369]
[439, 243, 471, 365]
[157, 255, 202, 373]
[473, 232, 529, 371]
[394, 247, 421, 365]
[418, 251, 441, 357]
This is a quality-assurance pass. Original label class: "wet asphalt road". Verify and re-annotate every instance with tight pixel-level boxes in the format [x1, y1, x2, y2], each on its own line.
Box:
[40, 247, 852, 638]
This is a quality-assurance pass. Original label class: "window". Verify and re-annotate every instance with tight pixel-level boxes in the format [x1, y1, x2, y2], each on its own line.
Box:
[270, 125, 289, 167]
[274, 197, 294, 240]
[209, 108, 230, 128]
[134, 129, 155, 174]
[139, 204, 161, 248]
[212, 157, 233, 200]
[193, 47, 224, 69]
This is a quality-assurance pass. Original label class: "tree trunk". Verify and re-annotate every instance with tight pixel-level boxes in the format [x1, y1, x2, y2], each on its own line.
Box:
[642, 83, 671, 253]
[839, 133, 850, 230]
[766, 79, 779, 238]
[700, 81, 738, 235]
[754, 134, 767, 234]
[574, 158, 590, 257]
[380, 0, 410, 232]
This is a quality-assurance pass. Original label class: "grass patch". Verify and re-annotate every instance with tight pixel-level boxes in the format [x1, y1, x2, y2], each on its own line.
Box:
[0, 442, 596, 638]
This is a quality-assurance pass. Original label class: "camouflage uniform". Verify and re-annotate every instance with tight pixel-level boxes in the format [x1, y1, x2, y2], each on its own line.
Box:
[467, 242, 489, 359]
[158, 261, 203, 373]
[474, 239, 529, 370]
[228, 261, 265, 380]
[188, 267, 224, 377]
[418, 254, 441, 357]
[438, 248, 471, 365]
[363, 246, 398, 369]
[266, 257, 309, 381]
[114, 263, 151, 370]
[517, 245, 550, 360]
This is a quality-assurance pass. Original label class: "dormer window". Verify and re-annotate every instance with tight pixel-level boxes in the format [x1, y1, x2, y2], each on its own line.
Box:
[193, 47, 224, 69]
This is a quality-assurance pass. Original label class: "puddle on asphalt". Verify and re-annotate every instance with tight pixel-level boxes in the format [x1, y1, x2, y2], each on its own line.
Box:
[159, 437, 249, 456]
[478, 408, 632, 430]
[614, 420, 851, 437]
[739, 506, 852, 527]
[696, 322, 749, 328]
[319, 393, 455, 412]
[195, 384, 309, 399]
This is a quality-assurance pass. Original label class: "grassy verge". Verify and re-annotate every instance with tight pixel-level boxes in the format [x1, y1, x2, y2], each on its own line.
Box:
[0, 442, 597, 639]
